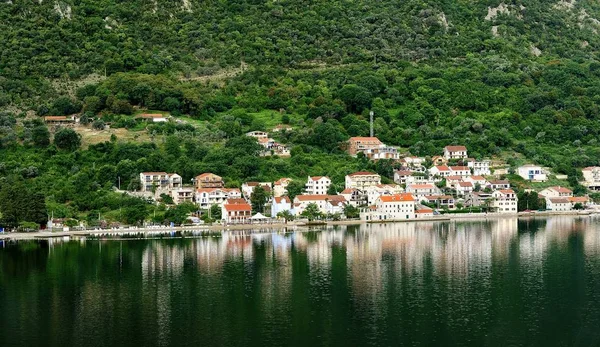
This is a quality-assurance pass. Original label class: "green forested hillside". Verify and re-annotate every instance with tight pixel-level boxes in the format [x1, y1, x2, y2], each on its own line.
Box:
[1, 0, 600, 226]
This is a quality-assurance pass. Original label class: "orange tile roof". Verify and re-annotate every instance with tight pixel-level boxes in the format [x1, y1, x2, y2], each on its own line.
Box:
[416, 208, 433, 214]
[547, 186, 573, 193]
[349, 137, 382, 143]
[226, 198, 248, 205]
[196, 173, 221, 179]
[450, 166, 470, 171]
[379, 194, 414, 202]
[223, 204, 251, 211]
[445, 145, 467, 152]
[499, 189, 515, 194]
[274, 196, 291, 203]
[434, 165, 450, 171]
[548, 197, 570, 204]
[470, 175, 485, 180]
[309, 176, 329, 181]
[44, 116, 69, 121]
[409, 184, 435, 189]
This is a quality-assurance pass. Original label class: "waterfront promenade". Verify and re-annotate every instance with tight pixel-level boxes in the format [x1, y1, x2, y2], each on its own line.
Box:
[0, 210, 595, 240]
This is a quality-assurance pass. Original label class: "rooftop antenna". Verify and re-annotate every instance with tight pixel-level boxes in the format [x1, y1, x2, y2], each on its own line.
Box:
[369, 111, 374, 137]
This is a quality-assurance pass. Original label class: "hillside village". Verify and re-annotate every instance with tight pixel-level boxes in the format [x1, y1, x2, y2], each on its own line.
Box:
[134, 136, 597, 225]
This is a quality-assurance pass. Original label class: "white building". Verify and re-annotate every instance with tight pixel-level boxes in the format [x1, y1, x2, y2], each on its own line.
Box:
[539, 186, 573, 198]
[443, 146, 468, 160]
[293, 195, 347, 216]
[195, 188, 242, 209]
[344, 172, 381, 191]
[139, 172, 182, 192]
[405, 184, 441, 201]
[305, 176, 331, 195]
[518, 165, 547, 181]
[221, 198, 252, 224]
[545, 197, 572, 211]
[365, 184, 404, 205]
[246, 131, 269, 139]
[170, 188, 194, 205]
[455, 181, 474, 196]
[467, 159, 491, 176]
[241, 182, 272, 200]
[429, 165, 452, 177]
[491, 189, 518, 213]
[271, 196, 293, 217]
[449, 166, 471, 177]
[582, 167, 600, 191]
[360, 194, 416, 221]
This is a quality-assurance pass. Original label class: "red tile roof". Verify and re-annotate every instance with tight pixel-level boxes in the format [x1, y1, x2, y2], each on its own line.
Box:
[547, 186, 573, 193]
[379, 194, 414, 202]
[274, 196, 291, 203]
[223, 204, 251, 212]
[349, 137, 382, 143]
[445, 145, 467, 152]
[450, 166, 470, 171]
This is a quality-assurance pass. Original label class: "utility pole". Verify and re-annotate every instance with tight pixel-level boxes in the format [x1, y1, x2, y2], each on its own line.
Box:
[369, 111, 374, 137]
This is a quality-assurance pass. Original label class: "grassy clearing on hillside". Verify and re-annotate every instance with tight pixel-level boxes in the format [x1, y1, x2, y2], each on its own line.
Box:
[78, 127, 151, 147]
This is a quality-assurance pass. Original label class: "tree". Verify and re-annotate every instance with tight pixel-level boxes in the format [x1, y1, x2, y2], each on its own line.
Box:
[277, 210, 295, 222]
[343, 204, 360, 219]
[286, 180, 305, 200]
[210, 204, 222, 220]
[301, 203, 322, 221]
[574, 202, 584, 210]
[54, 128, 81, 151]
[251, 186, 267, 213]
[32, 125, 50, 147]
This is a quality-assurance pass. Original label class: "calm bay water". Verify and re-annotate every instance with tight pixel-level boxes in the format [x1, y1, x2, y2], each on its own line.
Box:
[2, 217, 600, 346]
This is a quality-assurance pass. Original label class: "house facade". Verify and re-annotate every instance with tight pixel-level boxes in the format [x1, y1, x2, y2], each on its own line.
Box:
[406, 184, 441, 201]
[491, 189, 518, 213]
[222, 198, 252, 224]
[293, 195, 347, 216]
[139, 172, 181, 192]
[347, 137, 383, 156]
[344, 172, 381, 191]
[273, 178, 292, 197]
[171, 188, 194, 204]
[195, 188, 242, 209]
[305, 176, 331, 195]
[194, 173, 224, 189]
[271, 196, 293, 217]
[518, 165, 547, 181]
[443, 146, 468, 160]
[582, 167, 600, 191]
[539, 186, 573, 198]
[360, 194, 416, 221]
[467, 159, 491, 176]
[545, 197, 572, 211]
[241, 182, 272, 200]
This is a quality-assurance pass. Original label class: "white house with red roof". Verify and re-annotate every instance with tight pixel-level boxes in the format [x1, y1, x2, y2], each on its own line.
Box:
[449, 166, 471, 177]
[405, 183, 441, 201]
[271, 196, 293, 217]
[241, 182, 272, 200]
[340, 188, 366, 207]
[443, 146, 468, 160]
[365, 184, 404, 204]
[545, 197, 572, 211]
[491, 189, 518, 213]
[360, 193, 416, 221]
[344, 171, 381, 191]
[466, 158, 491, 176]
[305, 176, 331, 195]
[430, 165, 452, 177]
[222, 198, 252, 224]
[539, 186, 573, 199]
[293, 195, 347, 215]
[195, 188, 242, 209]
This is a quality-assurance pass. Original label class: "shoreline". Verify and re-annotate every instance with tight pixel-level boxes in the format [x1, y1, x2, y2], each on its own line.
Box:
[0, 211, 596, 241]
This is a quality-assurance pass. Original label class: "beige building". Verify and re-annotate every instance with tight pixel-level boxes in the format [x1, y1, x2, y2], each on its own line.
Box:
[491, 189, 518, 213]
[194, 173, 224, 190]
[344, 172, 381, 191]
[273, 178, 293, 197]
[139, 172, 182, 192]
[443, 146, 468, 160]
